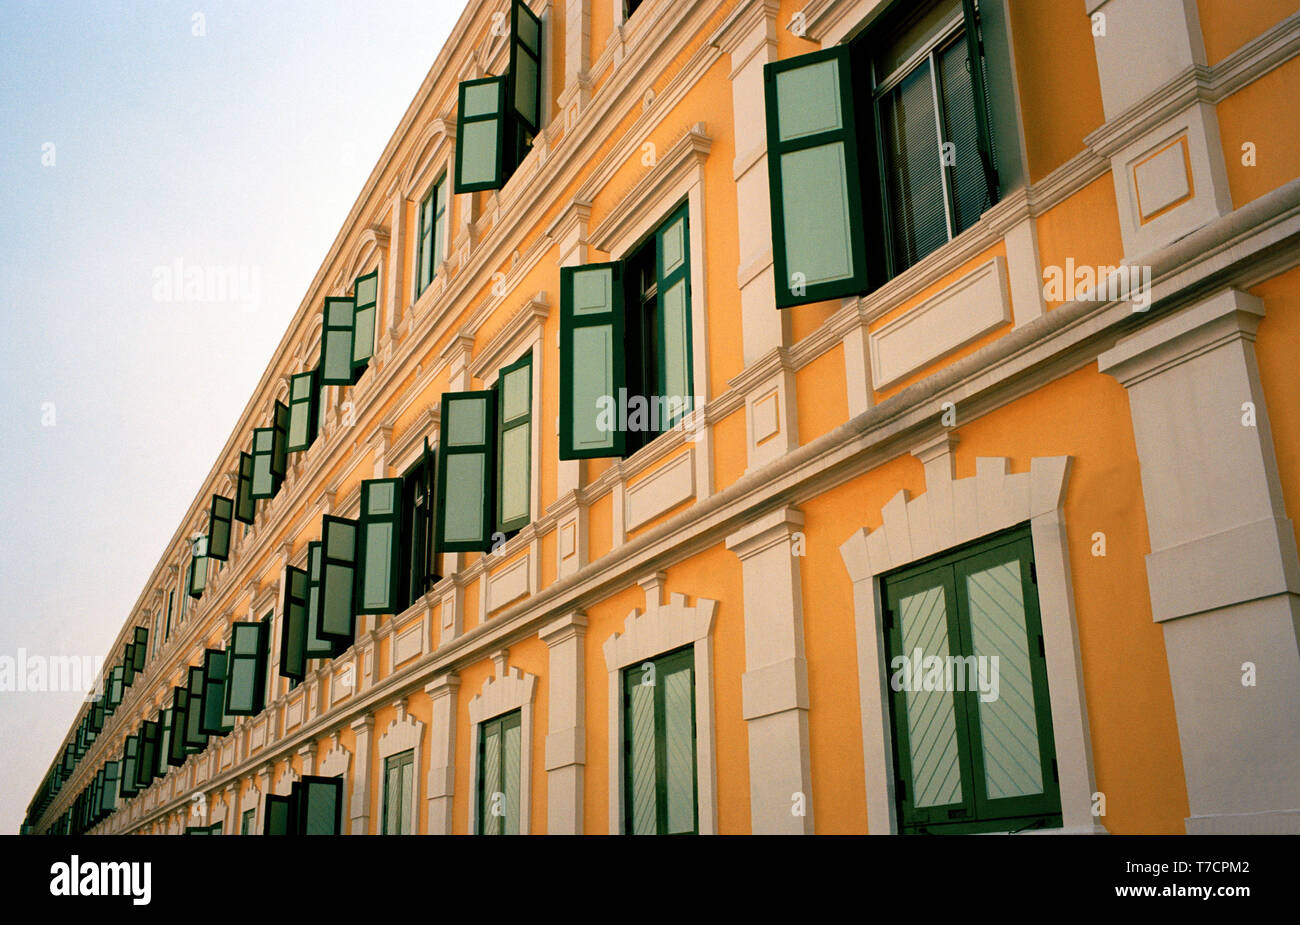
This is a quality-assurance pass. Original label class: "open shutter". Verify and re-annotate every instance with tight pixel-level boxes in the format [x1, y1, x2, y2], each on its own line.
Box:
[281, 565, 309, 682]
[272, 400, 290, 482]
[319, 515, 359, 642]
[132, 626, 148, 670]
[250, 428, 277, 499]
[184, 665, 208, 750]
[455, 76, 508, 193]
[136, 720, 159, 789]
[352, 270, 378, 373]
[122, 646, 136, 687]
[188, 537, 208, 598]
[357, 479, 402, 615]
[120, 735, 139, 799]
[167, 687, 189, 766]
[101, 762, 120, 814]
[496, 352, 533, 533]
[655, 203, 694, 425]
[106, 665, 124, 713]
[264, 793, 294, 835]
[304, 541, 337, 659]
[763, 45, 869, 308]
[436, 391, 497, 552]
[90, 699, 105, 734]
[297, 775, 343, 835]
[321, 296, 356, 385]
[208, 495, 234, 561]
[559, 262, 628, 459]
[421, 438, 439, 588]
[224, 620, 270, 716]
[235, 451, 256, 523]
[157, 708, 173, 776]
[286, 370, 317, 452]
[200, 649, 234, 736]
[508, 0, 543, 163]
[961, 0, 999, 209]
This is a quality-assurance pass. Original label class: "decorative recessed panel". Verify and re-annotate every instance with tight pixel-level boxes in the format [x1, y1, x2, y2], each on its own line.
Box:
[625, 449, 696, 532]
[1133, 135, 1193, 223]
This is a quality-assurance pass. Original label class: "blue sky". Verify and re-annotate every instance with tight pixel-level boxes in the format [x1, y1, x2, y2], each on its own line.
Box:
[0, 0, 458, 833]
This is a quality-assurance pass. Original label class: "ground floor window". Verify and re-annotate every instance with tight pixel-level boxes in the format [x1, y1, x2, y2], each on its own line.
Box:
[383, 749, 416, 835]
[623, 646, 697, 834]
[476, 710, 521, 835]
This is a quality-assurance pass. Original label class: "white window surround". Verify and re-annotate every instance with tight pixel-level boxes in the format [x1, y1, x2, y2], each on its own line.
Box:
[318, 734, 352, 824]
[601, 587, 718, 834]
[838, 442, 1106, 835]
[400, 118, 455, 314]
[467, 665, 537, 835]
[376, 699, 425, 833]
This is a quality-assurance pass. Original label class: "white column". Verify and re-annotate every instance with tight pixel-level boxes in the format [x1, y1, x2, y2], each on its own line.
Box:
[541, 610, 587, 834]
[425, 673, 460, 834]
[349, 715, 374, 834]
[1099, 287, 1300, 834]
[725, 506, 814, 834]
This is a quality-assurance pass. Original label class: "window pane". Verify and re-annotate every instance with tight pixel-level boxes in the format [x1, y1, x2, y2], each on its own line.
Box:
[660, 216, 685, 275]
[663, 664, 695, 834]
[502, 720, 520, 835]
[459, 121, 499, 186]
[938, 35, 989, 234]
[779, 143, 855, 288]
[324, 328, 352, 380]
[898, 584, 962, 809]
[501, 425, 530, 525]
[501, 366, 529, 422]
[880, 59, 948, 271]
[443, 456, 484, 541]
[482, 726, 500, 835]
[572, 326, 614, 450]
[514, 53, 538, 127]
[628, 680, 657, 835]
[516, 8, 539, 50]
[571, 267, 611, 315]
[965, 559, 1044, 800]
[401, 760, 414, 834]
[362, 522, 394, 609]
[776, 58, 844, 141]
[447, 398, 485, 446]
[462, 81, 498, 117]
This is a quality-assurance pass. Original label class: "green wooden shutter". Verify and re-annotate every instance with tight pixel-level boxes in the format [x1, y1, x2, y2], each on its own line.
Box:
[280, 564, 309, 682]
[120, 736, 140, 799]
[286, 370, 318, 452]
[509, 0, 543, 137]
[455, 76, 507, 193]
[106, 665, 124, 713]
[184, 665, 208, 750]
[132, 626, 148, 670]
[272, 400, 290, 481]
[319, 515, 359, 642]
[235, 451, 256, 523]
[224, 620, 270, 716]
[321, 295, 355, 385]
[157, 708, 173, 776]
[304, 540, 337, 659]
[495, 352, 532, 534]
[297, 775, 343, 835]
[417, 189, 435, 295]
[655, 203, 694, 426]
[250, 428, 277, 499]
[263, 793, 293, 835]
[560, 262, 628, 459]
[167, 687, 189, 766]
[357, 479, 403, 615]
[352, 269, 378, 373]
[436, 391, 497, 552]
[136, 720, 159, 789]
[90, 699, 104, 734]
[419, 437, 439, 591]
[188, 538, 208, 598]
[122, 646, 136, 687]
[763, 45, 869, 308]
[200, 649, 234, 736]
[208, 494, 234, 561]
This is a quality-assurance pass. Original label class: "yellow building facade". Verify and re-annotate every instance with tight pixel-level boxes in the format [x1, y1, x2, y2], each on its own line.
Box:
[26, 0, 1300, 836]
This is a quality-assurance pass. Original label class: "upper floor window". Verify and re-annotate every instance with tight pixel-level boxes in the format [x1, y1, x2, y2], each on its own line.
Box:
[765, 0, 1000, 308]
[416, 176, 447, 297]
[559, 203, 693, 459]
[880, 526, 1061, 834]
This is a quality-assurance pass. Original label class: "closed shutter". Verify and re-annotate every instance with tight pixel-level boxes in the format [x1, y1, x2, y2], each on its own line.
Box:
[352, 270, 378, 372]
[136, 720, 159, 789]
[280, 564, 309, 682]
[763, 45, 869, 307]
[235, 451, 256, 523]
[495, 353, 533, 534]
[321, 296, 356, 385]
[455, 76, 508, 193]
[436, 391, 497, 552]
[357, 479, 403, 615]
[319, 515, 359, 642]
[122, 645, 136, 687]
[559, 262, 627, 459]
[208, 494, 234, 561]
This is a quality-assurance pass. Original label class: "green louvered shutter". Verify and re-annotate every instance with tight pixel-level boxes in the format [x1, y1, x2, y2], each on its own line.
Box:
[132, 626, 148, 670]
[200, 649, 234, 736]
[508, 0, 543, 171]
[188, 538, 208, 598]
[280, 564, 309, 682]
[763, 45, 869, 308]
[319, 515, 359, 642]
[352, 270, 378, 373]
[286, 370, 317, 452]
[250, 428, 277, 499]
[297, 776, 343, 835]
[559, 262, 627, 459]
[264, 793, 293, 835]
[455, 76, 508, 193]
[436, 391, 497, 552]
[224, 620, 270, 716]
[304, 540, 336, 659]
[496, 352, 532, 534]
[357, 479, 402, 615]
[271, 400, 290, 481]
[321, 296, 355, 385]
[235, 451, 256, 523]
[208, 494, 234, 561]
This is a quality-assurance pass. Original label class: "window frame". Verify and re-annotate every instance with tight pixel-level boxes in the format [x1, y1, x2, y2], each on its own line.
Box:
[475, 709, 523, 835]
[382, 748, 416, 835]
[621, 645, 699, 835]
[416, 176, 448, 298]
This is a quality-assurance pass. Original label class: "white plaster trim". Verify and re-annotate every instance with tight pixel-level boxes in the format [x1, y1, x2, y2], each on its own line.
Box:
[602, 587, 718, 834]
[376, 699, 424, 834]
[467, 667, 537, 834]
[838, 453, 1103, 835]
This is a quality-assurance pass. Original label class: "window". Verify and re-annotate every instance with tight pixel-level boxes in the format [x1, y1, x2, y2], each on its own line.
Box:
[132, 626, 148, 671]
[495, 352, 532, 535]
[560, 204, 692, 459]
[241, 808, 255, 835]
[416, 178, 448, 297]
[318, 515, 359, 643]
[435, 391, 497, 552]
[157, 707, 172, 776]
[356, 479, 403, 616]
[208, 495, 234, 561]
[164, 591, 174, 642]
[764, 0, 999, 308]
[224, 618, 271, 716]
[624, 0, 645, 19]
[234, 452, 256, 524]
[398, 439, 438, 611]
[121, 645, 136, 687]
[183, 665, 208, 750]
[187, 537, 208, 599]
[454, 0, 543, 193]
[320, 269, 379, 386]
[279, 563, 309, 682]
[264, 776, 343, 835]
[622, 646, 697, 834]
[135, 719, 159, 790]
[382, 749, 415, 835]
[119, 736, 139, 800]
[476, 710, 521, 835]
[352, 270, 378, 375]
[879, 526, 1060, 834]
[166, 687, 189, 766]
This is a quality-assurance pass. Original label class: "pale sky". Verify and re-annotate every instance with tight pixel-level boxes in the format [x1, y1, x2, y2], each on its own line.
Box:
[0, 0, 460, 833]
